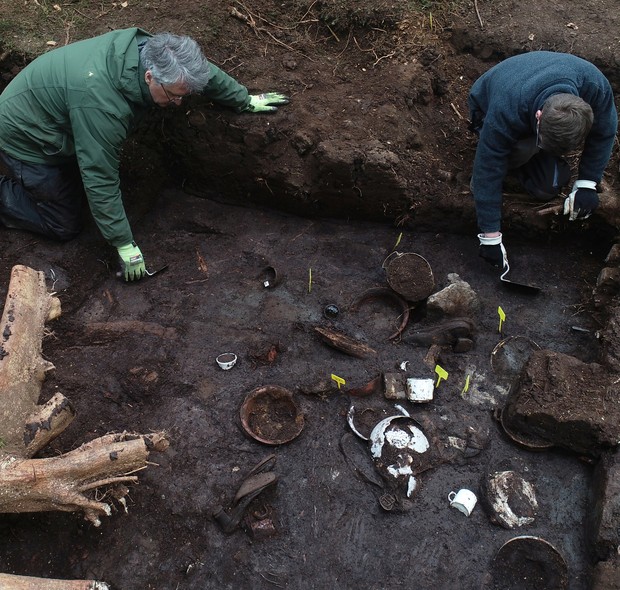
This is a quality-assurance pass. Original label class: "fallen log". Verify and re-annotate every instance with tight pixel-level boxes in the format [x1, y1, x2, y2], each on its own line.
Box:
[0, 265, 170, 588]
[0, 264, 62, 457]
[0, 573, 109, 589]
[0, 431, 169, 526]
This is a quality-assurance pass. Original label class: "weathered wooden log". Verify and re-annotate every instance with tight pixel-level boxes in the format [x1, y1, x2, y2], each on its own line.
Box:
[0, 431, 169, 526]
[0, 265, 171, 586]
[23, 391, 76, 458]
[0, 265, 62, 456]
[0, 573, 109, 589]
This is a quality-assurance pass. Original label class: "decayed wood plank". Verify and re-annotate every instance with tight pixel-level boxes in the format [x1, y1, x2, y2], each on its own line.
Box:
[0, 265, 61, 456]
[0, 573, 110, 589]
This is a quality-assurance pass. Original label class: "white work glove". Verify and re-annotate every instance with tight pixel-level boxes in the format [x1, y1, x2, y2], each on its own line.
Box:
[478, 233, 508, 269]
[563, 180, 599, 221]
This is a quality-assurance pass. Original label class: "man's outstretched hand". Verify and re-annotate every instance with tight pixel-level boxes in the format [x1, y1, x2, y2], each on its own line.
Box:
[245, 92, 290, 113]
[117, 242, 146, 282]
[478, 233, 508, 269]
[564, 179, 599, 221]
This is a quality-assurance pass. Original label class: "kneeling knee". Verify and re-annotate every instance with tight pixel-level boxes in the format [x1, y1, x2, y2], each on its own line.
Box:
[48, 223, 82, 242]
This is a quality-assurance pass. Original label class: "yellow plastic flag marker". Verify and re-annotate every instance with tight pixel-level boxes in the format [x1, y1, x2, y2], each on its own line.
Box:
[393, 232, 403, 250]
[498, 306, 506, 333]
[331, 374, 345, 389]
[308, 268, 312, 293]
[435, 364, 448, 388]
[462, 374, 471, 394]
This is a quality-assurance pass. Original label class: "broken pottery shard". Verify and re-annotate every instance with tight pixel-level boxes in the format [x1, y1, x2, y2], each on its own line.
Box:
[314, 326, 376, 358]
[383, 372, 407, 400]
[483, 470, 538, 530]
[346, 375, 382, 397]
[406, 378, 434, 403]
[340, 432, 384, 487]
[369, 415, 430, 497]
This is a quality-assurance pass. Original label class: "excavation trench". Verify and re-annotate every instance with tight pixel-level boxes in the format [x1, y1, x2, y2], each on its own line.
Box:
[1, 1, 620, 585]
[0, 184, 616, 589]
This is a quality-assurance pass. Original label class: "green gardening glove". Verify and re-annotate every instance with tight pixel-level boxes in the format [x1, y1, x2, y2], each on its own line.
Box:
[117, 242, 146, 282]
[245, 92, 290, 113]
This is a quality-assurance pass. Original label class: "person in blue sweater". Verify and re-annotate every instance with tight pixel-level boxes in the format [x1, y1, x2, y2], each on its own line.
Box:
[468, 51, 618, 268]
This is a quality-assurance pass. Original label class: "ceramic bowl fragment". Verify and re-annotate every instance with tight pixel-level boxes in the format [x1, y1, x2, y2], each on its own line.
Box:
[369, 415, 430, 497]
[240, 385, 304, 445]
[484, 470, 538, 529]
[406, 378, 434, 403]
[487, 536, 568, 590]
[346, 404, 382, 441]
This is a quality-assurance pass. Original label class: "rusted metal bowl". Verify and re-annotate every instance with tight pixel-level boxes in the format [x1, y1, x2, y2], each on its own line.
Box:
[240, 385, 304, 445]
[487, 536, 568, 590]
[497, 406, 554, 452]
[383, 252, 435, 302]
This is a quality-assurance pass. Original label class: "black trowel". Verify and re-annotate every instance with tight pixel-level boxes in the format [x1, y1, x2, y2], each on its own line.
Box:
[500, 259, 541, 295]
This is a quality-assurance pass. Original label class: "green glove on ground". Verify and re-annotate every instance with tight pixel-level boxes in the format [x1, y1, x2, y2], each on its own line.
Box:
[246, 92, 290, 113]
[117, 242, 146, 282]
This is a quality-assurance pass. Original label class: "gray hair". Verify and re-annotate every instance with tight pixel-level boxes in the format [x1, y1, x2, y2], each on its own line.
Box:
[140, 33, 211, 92]
[539, 93, 594, 155]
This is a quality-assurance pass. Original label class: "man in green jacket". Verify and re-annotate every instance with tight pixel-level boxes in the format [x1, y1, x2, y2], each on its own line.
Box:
[0, 28, 288, 281]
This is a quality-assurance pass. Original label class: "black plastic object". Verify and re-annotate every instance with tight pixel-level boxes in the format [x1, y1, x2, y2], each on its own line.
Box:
[500, 261, 541, 295]
[323, 304, 340, 319]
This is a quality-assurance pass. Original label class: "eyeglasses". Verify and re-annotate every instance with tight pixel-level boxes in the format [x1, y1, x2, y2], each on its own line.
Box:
[160, 83, 188, 104]
[536, 120, 544, 150]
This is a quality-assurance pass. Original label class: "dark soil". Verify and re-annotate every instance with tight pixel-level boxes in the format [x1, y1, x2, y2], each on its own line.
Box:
[1, 1, 619, 589]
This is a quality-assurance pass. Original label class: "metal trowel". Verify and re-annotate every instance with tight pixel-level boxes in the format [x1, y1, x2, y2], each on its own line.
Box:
[500, 258, 541, 295]
[115, 264, 169, 280]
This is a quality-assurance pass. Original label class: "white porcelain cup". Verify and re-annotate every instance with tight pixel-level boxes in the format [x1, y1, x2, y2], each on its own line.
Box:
[448, 489, 477, 516]
[216, 352, 237, 370]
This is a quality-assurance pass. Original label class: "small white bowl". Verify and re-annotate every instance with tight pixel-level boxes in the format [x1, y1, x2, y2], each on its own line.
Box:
[216, 352, 237, 370]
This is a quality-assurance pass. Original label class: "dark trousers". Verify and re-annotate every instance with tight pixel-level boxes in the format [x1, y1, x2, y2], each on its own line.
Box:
[508, 136, 571, 201]
[0, 150, 85, 241]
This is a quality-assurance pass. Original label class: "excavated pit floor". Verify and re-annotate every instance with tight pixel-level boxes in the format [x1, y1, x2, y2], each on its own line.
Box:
[0, 189, 609, 589]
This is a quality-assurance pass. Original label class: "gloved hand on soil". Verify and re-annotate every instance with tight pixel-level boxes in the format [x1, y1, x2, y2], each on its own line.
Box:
[245, 92, 290, 113]
[117, 242, 146, 281]
[478, 233, 508, 269]
[563, 180, 599, 221]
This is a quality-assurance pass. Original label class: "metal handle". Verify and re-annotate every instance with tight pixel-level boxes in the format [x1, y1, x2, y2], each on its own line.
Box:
[381, 251, 403, 269]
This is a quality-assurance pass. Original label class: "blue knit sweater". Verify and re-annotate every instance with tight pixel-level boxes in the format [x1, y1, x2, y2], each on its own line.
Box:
[468, 51, 618, 232]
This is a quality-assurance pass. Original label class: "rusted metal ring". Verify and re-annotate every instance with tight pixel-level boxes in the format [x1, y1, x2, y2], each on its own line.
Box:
[349, 287, 410, 341]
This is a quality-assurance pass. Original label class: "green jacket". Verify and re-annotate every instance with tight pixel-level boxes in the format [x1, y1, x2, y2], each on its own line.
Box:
[0, 27, 250, 246]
